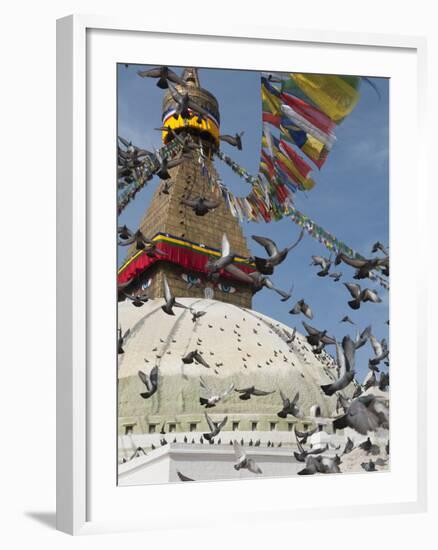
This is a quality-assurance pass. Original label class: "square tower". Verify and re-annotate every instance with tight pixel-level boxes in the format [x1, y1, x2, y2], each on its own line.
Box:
[118, 68, 255, 308]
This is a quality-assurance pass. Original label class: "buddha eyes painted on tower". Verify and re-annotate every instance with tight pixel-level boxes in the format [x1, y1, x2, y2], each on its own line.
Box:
[181, 272, 236, 294]
[181, 273, 202, 287]
[217, 282, 236, 294]
[141, 278, 152, 290]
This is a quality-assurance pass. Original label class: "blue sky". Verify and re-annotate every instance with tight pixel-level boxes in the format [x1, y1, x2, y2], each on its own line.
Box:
[118, 65, 389, 381]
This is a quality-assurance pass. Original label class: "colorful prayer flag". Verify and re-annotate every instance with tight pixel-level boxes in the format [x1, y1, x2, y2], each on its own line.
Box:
[280, 91, 336, 136]
[279, 139, 312, 179]
[287, 74, 361, 123]
[281, 104, 336, 149]
[261, 85, 282, 116]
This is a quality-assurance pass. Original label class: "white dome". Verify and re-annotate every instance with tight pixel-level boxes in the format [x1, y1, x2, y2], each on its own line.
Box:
[118, 298, 346, 437]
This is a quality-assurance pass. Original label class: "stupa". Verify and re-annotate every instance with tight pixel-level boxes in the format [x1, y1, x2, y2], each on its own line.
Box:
[116, 68, 365, 484]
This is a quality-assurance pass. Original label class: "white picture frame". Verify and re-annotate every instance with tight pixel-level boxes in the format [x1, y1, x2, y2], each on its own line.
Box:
[56, 14, 427, 535]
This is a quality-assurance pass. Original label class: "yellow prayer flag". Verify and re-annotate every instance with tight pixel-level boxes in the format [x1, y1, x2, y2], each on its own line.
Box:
[301, 134, 328, 167]
[276, 151, 315, 191]
[291, 74, 360, 123]
[261, 85, 282, 116]
[280, 125, 328, 169]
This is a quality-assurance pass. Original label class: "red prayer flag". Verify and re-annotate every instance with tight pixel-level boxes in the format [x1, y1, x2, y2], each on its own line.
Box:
[280, 92, 336, 136]
[262, 112, 281, 127]
[279, 139, 312, 179]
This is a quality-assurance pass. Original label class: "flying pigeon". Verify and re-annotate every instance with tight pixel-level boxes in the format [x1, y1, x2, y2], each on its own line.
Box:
[118, 136, 152, 159]
[321, 337, 356, 396]
[302, 321, 336, 349]
[167, 82, 211, 122]
[181, 196, 221, 216]
[249, 272, 293, 301]
[251, 230, 304, 275]
[161, 275, 189, 315]
[234, 386, 275, 400]
[298, 454, 341, 475]
[340, 315, 355, 325]
[182, 350, 210, 368]
[293, 433, 329, 463]
[333, 394, 389, 435]
[203, 412, 227, 441]
[283, 327, 297, 344]
[117, 326, 130, 354]
[344, 282, 382, 310]
[293, 426, 318, 445]
[205, 233, 235, 274]
[354, 325, 372, 349]
[336, 253, 389, 279]
[137, 365, 158, 399]
[155, 153, 190, 180]
[199, 377, 235, 408]
[371, 241, 389, 255]
[117, 228, 152, 250]
[368, 333, 389, 366]
[123, 291, 149, 307]
[232, 440, 263, 474]
[219, 132, 244, 150]
[289, 299, 313, 319]
[191, 309, 207, 323]
[329, 272, 343, 282]
[137, 66, 187, 89]
[277, 390, 301, 418]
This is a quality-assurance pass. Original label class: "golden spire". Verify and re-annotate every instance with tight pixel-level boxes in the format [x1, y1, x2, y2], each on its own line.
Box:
[161, 67, 220, 148]
[181, 67, 200, 87]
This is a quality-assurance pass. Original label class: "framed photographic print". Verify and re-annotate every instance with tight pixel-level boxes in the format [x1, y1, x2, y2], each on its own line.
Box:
[57, 15, 427, 535]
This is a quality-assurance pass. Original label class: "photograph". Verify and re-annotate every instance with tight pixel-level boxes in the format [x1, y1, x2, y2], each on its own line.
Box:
[116, 64, 390, 485]
[1, 0, 431, 542]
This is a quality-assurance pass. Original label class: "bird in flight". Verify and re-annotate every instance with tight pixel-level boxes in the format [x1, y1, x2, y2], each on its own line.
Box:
[199, 377, 234, 408]
[219, 132, 244, 150]
[343, 282, 382, 310]
[161, 275, 189, 316]
[117, 326, 130, 354]
[123, 291, 149, 307]
[137, 66, 187, 89]
[203, 412, 228, 441]
[182, 350, 210, 369]
[232, 440, 263, 474]
[250, 230, 304, 275]
[181, 196, 221, 216]
[234, 386, 275, 400]
[333, 394, 389, 435]
[320, 337, 356, 396]
[137, 365, 158, 399]
[277, 390, 301, 418]
[289, 298, 313, 319]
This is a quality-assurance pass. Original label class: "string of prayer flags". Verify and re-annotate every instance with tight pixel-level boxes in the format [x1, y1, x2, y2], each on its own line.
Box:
[259, 73, 363, 185]
[287, 205, 389, 290]
[117, 139, 183, 214]
[213, 152, 387, 290]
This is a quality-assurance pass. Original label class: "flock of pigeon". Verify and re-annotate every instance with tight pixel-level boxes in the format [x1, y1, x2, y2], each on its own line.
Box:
[118, 222, 390, 479]
[117, 65, 390, 480]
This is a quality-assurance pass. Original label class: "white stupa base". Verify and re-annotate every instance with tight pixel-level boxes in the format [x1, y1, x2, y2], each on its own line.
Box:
[118, 442, 305, 486]
[118, 427, 390, 485]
